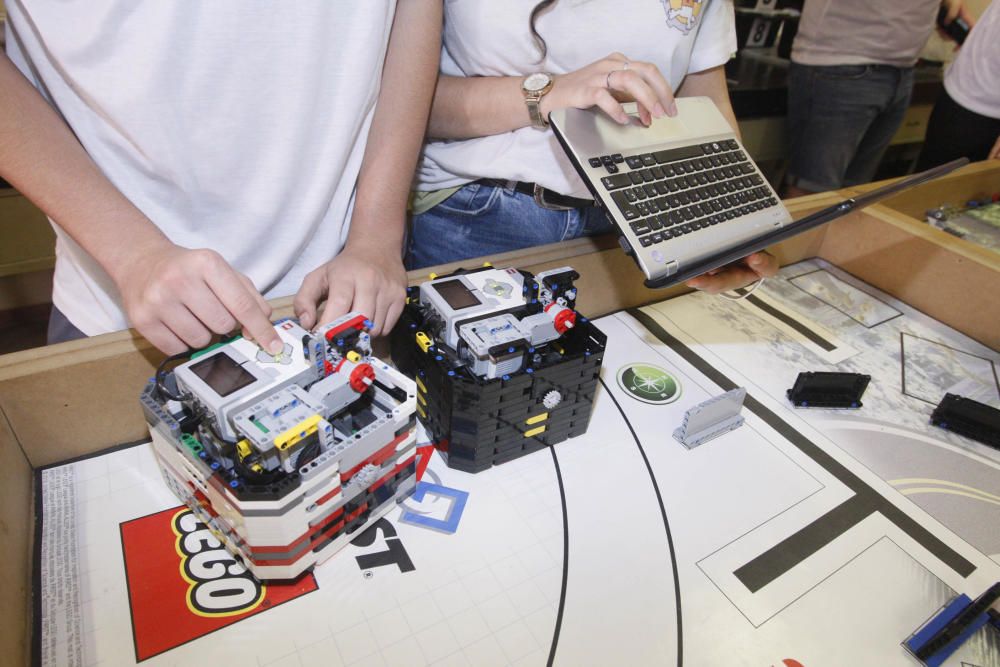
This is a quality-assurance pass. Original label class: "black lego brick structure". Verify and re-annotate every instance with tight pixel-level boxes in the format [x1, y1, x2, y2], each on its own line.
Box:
[390, 266, 606, 473]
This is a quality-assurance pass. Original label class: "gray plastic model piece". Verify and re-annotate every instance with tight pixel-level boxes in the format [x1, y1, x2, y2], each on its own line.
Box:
[673, 387, 747, 449]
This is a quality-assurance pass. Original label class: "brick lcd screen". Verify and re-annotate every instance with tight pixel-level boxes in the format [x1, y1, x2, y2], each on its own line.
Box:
[189, 353, 257, 397]
[434, 279, 482, 311]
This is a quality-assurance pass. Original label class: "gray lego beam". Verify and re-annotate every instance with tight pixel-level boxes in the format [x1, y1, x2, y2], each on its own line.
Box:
[673, 387, 747, 449]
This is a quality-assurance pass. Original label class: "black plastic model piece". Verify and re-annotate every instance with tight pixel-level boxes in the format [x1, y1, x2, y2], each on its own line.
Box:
[931, 393, 1000, 450]
[912, 583, 1000, 661]
[786, 371, 870, 408]
[390, 265, 606, 473]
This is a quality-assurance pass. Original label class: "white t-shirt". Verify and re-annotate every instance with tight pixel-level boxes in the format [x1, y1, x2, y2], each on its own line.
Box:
[417, 0, 737, 199]
[944, 0, 1000, 121]
[5, 1, 396, 335]
[792, 0, 940, 68]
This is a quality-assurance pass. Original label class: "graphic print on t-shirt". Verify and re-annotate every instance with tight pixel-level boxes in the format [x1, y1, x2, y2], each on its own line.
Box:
[662, 0, 705, 34]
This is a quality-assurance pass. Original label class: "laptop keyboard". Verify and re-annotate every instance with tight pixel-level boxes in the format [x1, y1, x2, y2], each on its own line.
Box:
[590, 140, 779, 248]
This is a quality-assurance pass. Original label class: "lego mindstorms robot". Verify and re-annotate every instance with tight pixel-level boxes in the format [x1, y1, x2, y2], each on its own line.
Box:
[142, 313, 417, 580]
[391, 266, 606, 473]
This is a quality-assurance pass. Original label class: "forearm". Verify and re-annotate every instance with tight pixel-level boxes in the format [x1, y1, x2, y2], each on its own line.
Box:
[347, 0, 442, 254]
[428, 75, 531, 140]
[0, 54, 169, 284]
[676, 65, 741, 140]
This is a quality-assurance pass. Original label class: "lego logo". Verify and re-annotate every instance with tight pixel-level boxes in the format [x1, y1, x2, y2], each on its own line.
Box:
[122, 505, 319, 661]
[172, 510, 265, 617]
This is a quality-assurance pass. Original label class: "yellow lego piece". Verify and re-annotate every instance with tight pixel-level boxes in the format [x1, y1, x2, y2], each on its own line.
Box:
[346, 350, 361, 363]
[416, 403, 427, 419]
[416, 376, 427, 394]
[482, 261, 492, 267]
[236, 440, 264, 472]
[525, 412, 549, 425]
[236, 439, 252, 460]
[417, 392, 427, 406]
[524, 425, 547, 438]
[274, 414, 322, 451]
[429, 272, 438, 280]
[416, 331, 433, 353]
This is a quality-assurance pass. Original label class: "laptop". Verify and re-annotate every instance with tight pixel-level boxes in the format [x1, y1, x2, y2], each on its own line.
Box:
[549, 97, 968, 289]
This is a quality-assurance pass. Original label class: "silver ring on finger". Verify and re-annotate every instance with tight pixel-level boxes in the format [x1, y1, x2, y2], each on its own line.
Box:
[607, 62, 630, 90]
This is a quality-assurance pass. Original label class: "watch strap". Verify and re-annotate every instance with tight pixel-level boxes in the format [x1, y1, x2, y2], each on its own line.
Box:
[522, 73, 553, 129]
[526, 95, 548, 128]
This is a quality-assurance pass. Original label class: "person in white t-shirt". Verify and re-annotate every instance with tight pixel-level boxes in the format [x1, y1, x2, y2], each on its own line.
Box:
[408, 0, 777, 295]
[917, 0, 1000, 170]
[1, 1, 440, 355]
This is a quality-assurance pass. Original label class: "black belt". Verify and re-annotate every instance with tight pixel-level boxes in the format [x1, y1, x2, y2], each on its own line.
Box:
[478, 179, 594, 211]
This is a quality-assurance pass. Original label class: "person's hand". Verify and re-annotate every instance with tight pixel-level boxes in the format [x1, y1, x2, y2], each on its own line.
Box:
[117, 242, 280, 356]
[940, 0, 975, 28]
[938, 0, 975, 45]
[684, 251, 779, 295]
[539, 53, 676, 127]
[989, 134, 1000, 160]
[293, 239, 407, 337]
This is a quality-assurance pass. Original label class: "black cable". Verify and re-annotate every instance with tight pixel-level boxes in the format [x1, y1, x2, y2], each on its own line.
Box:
[155, 350, 194, 402]
[296, 438, 322, 468]
[232, 450, 283, 484]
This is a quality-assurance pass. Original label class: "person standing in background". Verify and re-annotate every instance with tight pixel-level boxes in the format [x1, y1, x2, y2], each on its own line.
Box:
[784, 0, 971, 197]
[916, 0, 1000, 169]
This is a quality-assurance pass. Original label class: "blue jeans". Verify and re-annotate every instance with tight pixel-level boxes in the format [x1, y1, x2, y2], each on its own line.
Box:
[47, 305, 87, 345]
[406, 183, 614, 270]
[787, 62, 914, 192]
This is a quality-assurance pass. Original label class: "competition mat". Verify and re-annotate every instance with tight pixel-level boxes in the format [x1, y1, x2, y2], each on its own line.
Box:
[36, 259, 1000, 667]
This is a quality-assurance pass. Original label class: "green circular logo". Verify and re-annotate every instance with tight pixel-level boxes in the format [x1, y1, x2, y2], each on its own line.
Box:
[616, 363, 682, 404]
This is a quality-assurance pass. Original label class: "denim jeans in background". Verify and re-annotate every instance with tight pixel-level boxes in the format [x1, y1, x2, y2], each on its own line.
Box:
[47, 305, 87, 345]
[405, 182, 614, 270]
[787, 62, 914, 192]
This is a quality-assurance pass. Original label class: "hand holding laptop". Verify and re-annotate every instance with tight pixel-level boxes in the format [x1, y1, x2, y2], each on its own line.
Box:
[685, 250, 778, 294]
[549, 98, 969, 290]
[539, 53, 677, 127]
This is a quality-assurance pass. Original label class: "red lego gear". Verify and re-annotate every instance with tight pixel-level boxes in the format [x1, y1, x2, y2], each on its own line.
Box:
[546, 303, 577, 334]
[349, 363, 375, 393]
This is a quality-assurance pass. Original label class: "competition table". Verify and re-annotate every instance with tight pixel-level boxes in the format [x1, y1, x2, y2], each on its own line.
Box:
[1, 162, 998, 667]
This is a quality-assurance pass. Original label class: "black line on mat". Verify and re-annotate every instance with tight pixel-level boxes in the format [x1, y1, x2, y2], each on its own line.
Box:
[599, 376, 684, 667]
[627, 307, 975, 592]
[546, 446, 570, 667]
[745, 294, 838, 352]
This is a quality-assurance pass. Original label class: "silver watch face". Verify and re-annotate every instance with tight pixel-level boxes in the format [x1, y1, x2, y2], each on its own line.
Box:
[524, 72, 552, 92]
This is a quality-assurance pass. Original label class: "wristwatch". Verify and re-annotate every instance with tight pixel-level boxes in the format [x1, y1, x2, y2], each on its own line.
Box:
[522, 72, 555, 129]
